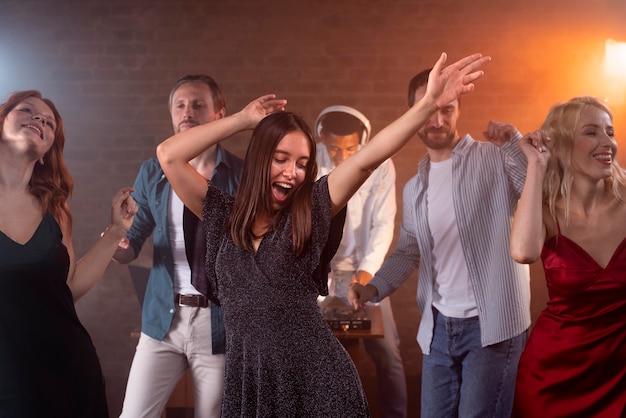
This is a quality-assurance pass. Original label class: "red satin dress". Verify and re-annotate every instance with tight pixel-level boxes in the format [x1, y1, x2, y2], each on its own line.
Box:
[514, 232, 626, 417]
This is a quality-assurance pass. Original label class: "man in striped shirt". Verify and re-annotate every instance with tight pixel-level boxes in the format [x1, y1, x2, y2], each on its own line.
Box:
[349, 68, 531, 418]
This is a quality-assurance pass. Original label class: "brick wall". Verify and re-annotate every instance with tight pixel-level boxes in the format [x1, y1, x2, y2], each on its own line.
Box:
[2, 0, 625, 416]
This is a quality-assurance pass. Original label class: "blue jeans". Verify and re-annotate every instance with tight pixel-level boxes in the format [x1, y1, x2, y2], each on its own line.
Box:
[421, 308, 526, 418]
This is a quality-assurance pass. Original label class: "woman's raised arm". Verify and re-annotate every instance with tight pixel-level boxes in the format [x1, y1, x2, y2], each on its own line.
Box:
[156, 95, 286, 218]
[327, 52, 490, 216]
[510, 130, 551, 263]
[65, 187, 137, 301]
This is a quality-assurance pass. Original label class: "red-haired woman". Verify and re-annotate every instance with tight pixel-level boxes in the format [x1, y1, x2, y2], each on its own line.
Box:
[0, 90, 137, 417]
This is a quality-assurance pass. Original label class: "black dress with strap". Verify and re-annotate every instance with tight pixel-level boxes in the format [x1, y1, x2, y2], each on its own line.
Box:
[0, 212, 108, 418]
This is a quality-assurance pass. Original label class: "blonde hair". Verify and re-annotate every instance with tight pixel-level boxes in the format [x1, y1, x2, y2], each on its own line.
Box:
[541, 96, 626, 224]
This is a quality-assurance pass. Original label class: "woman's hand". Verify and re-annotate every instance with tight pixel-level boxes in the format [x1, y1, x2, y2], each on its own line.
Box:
[66, 187, 138, 301]
[519, 130, 551, 169]
[426, 52, 491, 109]
[107, 187, 137, 240]
[239, 94, 287, 129]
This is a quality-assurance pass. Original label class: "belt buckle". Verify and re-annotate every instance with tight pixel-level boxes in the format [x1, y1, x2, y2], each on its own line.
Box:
[177, 294, 189, 307]
[177, 294, 207, 307]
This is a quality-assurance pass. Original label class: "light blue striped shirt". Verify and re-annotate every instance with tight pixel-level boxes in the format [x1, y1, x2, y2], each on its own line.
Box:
[370, 134, 531, 354]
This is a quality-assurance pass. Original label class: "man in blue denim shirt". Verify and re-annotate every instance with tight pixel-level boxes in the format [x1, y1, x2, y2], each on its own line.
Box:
[115, 75, 243, 418]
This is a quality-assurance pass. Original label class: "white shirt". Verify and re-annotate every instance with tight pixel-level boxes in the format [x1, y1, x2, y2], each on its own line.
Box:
[370, 134, 531, 353]
[316, 143, 397, 276]
[427, 158, 477, 318]
[168, 191, 201, 295]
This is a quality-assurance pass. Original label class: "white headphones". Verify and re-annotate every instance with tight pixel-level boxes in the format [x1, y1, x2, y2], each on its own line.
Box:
[315, 105, 372, 145]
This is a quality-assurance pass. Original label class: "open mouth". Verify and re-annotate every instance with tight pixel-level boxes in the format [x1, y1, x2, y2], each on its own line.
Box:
[24, 124, 43, 139]
[593, 153, 613, 164]
[272, 182, 292, 204]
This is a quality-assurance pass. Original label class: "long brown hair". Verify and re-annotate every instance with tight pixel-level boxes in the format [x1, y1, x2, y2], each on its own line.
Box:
[228, 111, 318, 256]
[0, 90, 74, 225]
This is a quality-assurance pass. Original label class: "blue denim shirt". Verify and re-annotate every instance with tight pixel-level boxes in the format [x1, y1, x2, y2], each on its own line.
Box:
[126, 145, 242, 354]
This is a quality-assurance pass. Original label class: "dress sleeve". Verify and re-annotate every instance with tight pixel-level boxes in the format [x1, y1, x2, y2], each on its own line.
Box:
[201, 181, 234, 305]
[310, 175, 347, 296]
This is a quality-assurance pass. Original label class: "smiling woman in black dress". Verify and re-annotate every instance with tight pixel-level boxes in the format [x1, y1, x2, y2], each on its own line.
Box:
[0, 90, 136, 417]
[157, 53, 489, 417]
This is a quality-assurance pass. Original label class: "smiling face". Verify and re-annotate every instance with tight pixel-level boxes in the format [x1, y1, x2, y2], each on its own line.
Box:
[1, 97, 57, 159]
[269, 131, 311, 210]
[170, 82, 225, 133]
[570, 105, 616, 182]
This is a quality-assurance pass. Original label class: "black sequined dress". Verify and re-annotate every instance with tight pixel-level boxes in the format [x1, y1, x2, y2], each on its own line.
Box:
[202, 176, 370, 417]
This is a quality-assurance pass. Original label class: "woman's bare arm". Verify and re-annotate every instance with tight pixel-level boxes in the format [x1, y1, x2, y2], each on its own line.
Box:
[156, 95, 286, 218]
[510, 130, 551, 263]
[327, 52, 490, 216]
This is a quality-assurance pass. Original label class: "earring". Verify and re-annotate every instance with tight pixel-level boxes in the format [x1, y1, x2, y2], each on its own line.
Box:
[39, 157, 45, 166]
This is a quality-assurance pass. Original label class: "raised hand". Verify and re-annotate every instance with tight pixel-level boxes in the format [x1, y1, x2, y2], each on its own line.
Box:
[240, 94, 288, 129]
[426, 52, 491, 109]
[483, 121, 520, 147]
[519, 130, 551, 169]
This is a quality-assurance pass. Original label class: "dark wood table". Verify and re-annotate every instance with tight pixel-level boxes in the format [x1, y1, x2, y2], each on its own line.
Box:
[327, 303, 384, 368]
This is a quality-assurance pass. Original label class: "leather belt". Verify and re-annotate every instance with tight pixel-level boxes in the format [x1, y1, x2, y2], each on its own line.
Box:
[175, 294, 209, 308]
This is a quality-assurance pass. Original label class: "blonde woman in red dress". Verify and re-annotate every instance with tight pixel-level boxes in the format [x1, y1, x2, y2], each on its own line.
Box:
[511, 96, 626, 417]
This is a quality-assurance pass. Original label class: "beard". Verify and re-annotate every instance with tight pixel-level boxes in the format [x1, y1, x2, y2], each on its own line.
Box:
[176, 119, 200, 133]
[417, 128, 457, 150]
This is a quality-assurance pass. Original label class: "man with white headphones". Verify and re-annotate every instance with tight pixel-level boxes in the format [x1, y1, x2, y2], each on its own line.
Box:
[316, 106, 408, 418]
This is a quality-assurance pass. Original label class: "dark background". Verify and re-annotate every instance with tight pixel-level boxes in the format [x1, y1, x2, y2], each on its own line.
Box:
[2, 0, 625, 415]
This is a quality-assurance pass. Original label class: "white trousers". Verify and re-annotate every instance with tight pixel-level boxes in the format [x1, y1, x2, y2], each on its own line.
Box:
[119, 305, 225, 418]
